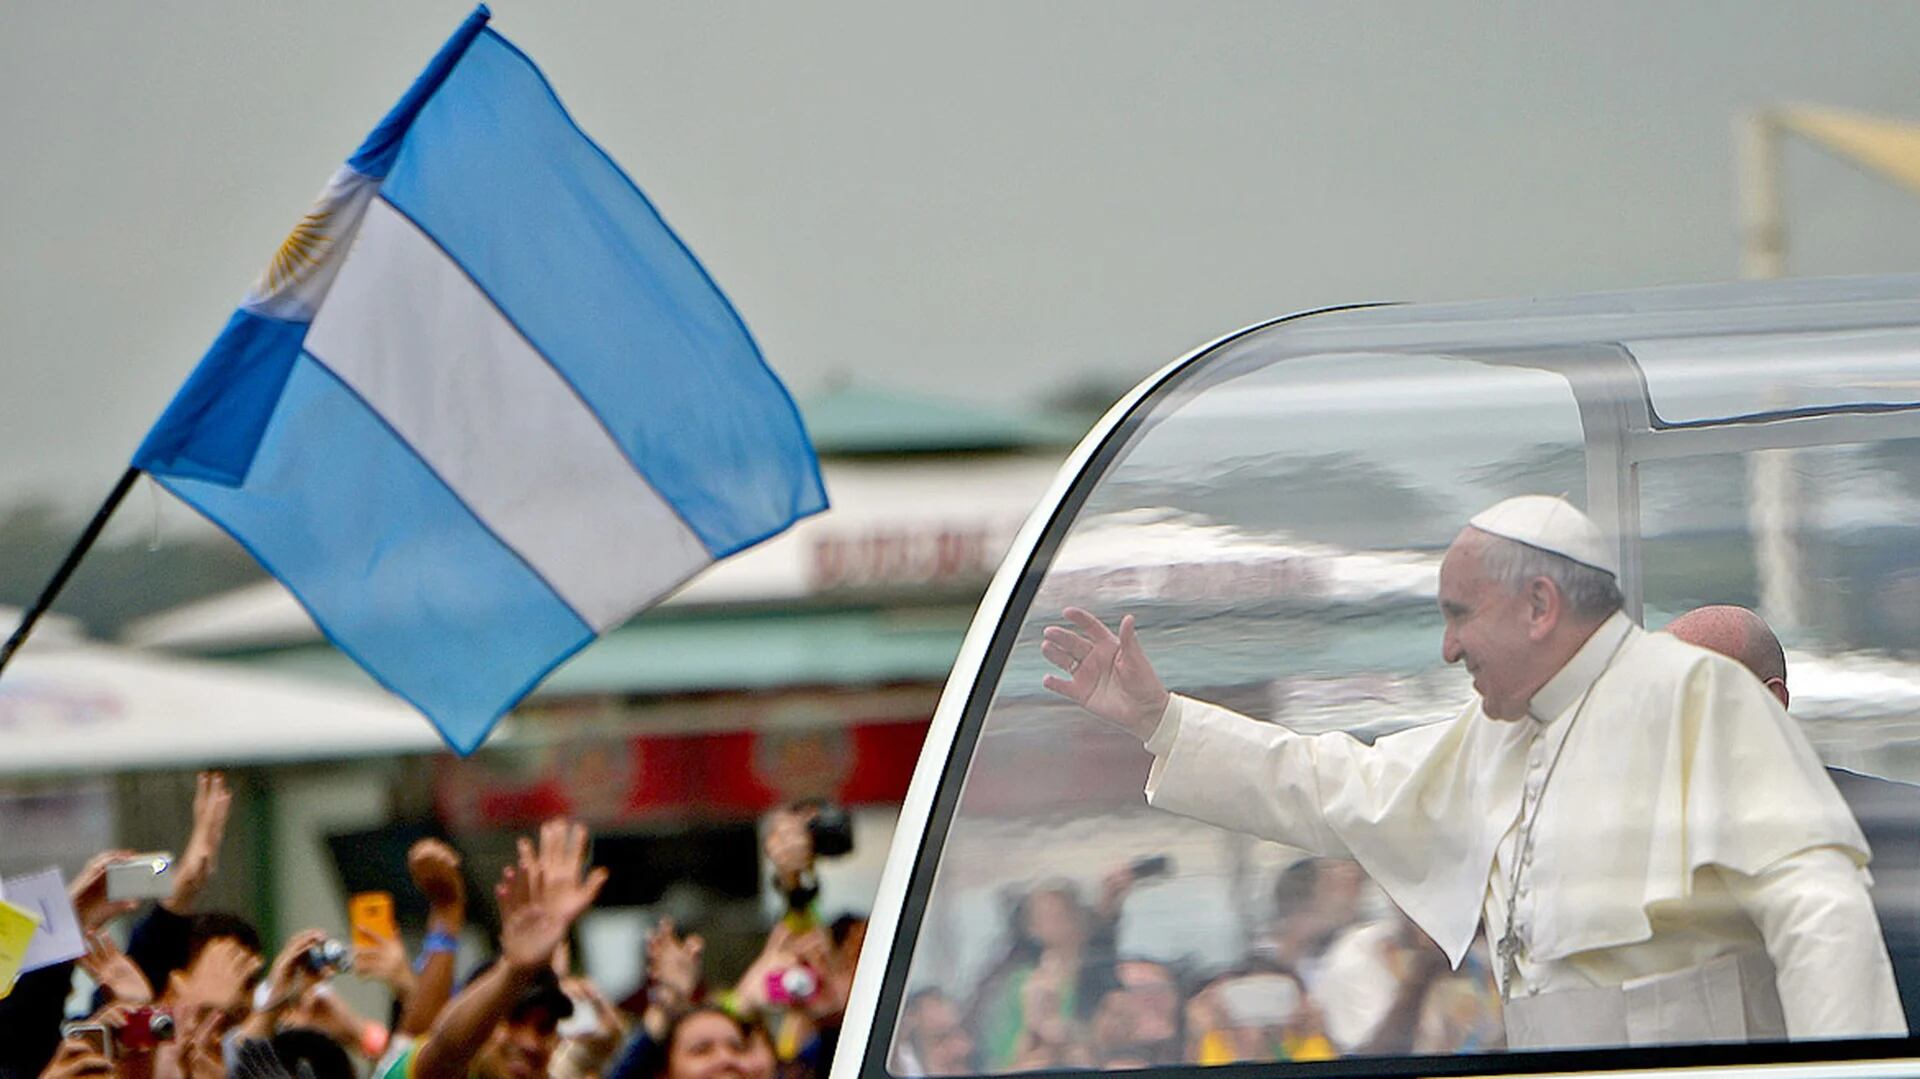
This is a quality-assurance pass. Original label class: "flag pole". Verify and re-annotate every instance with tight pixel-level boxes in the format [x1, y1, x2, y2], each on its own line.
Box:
[0, 466, 142, 677]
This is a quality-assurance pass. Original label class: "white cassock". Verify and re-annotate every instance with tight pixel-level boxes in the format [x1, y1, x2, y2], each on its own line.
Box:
[1143, 612, 1906, 1048]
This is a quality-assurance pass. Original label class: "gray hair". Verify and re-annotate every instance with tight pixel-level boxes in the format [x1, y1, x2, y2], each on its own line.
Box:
[1472, 531, 1623, 619]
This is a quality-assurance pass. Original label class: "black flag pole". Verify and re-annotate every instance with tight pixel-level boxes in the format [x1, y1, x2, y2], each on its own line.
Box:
[0, 466, 143, 678]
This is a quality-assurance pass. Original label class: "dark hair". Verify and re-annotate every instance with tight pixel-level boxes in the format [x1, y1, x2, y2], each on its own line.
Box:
[829, 913, 869, 949]
[270, 1028, 356, 1079]
[461, 959, 575, 1024]
[634, 1005, 750, 1079]
[1271, 859, 1321, 913]
[188, 911, 264, 961]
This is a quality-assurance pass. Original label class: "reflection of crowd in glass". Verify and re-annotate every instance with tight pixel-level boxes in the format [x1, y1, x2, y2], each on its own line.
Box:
[895, 857, 1504, 1075]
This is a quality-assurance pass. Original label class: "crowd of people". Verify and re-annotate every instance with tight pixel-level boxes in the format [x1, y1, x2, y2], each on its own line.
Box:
[0, 786, 866, 1079]
[893, 855, 1503, 1076]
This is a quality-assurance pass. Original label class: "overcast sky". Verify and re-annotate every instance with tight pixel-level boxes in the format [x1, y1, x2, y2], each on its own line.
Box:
[7, 1, 1920, 517]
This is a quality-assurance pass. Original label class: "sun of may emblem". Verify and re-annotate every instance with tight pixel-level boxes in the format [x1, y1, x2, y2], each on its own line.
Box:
[244, 167, 378, 316]
[259, 203, 338, 295]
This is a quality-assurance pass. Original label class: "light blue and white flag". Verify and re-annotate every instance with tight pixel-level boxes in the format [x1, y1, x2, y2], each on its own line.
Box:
[133, 7, 826, 754]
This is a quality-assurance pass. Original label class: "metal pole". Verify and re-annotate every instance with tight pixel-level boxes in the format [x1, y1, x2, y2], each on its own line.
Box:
[1736, 110, 1806, 630]
[1738, 111, 1786, 280]
[0, 466, 141, 676]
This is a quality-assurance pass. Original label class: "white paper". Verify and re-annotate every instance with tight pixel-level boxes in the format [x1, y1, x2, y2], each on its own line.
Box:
[3, 868, 85, 972]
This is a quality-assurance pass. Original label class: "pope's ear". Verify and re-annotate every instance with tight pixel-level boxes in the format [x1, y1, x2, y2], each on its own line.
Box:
[1524, 576, 1561, 638]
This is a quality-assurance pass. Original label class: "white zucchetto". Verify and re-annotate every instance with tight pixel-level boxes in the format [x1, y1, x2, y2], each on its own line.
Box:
[1468, 495, 1619, 577]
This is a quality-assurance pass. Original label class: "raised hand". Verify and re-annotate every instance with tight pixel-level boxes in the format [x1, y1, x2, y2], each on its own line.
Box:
[164, 772, 233, 914]
[408, 838, 466, 919]
[1040, 608, 1170, 740]
[260, 928, 331, 1010]
[353, 929, 415, 1001]
[38, 1036, 113, 1079]
[175, 1008, 229, 1079]
[645, 916, 706, 1011]
[80, 930, 153, 1004]
[764, 807, 815, 892]
[732, 921, 799, 1012]
[498, 819, 607, 974]
[169, 936, 262, 1024]
[67, 850, 137, 933]
[561, 976, 627, 1057]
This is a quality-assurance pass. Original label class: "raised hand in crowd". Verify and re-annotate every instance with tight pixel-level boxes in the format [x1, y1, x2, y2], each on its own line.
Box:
[1041, 608, 1169, 741]
[764, 806, 816, 896]
[165, 772, 233, 914]
[67, 850, 138, 934]
[237, 928, 331, 1039]
[553, 976, 630, 1078]
[175, 1008, 229, 1079]
[411, 818, 606, 1079]
[353, 925, 416, 1003]
[500, 820, 607, 972]
[412, 837, 467, 919]
[79, 930, 153, 1006]
[732, 920, 800, 1015]
[397, 837, 467, 1039]
[643, 917, 707, 1036]
[170, 935, 263, 1030]
[34, 1035, 111, 1079]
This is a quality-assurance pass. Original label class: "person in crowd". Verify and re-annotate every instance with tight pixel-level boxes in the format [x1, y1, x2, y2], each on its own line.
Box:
[1043, 495, 1902, 1047]
[1184, 968, 1334, 1064]
[893, 990, 977, 1076]
[629, 1006, 754, 1079]
[1085, 960, 1183, 1069]
[966, 882, 1103, 1070]
[1259, 859, 1367, 979]
[375, 819, 607, 1079]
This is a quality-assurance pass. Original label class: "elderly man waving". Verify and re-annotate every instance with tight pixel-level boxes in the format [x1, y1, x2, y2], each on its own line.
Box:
[1042, 495, 1903, 1049]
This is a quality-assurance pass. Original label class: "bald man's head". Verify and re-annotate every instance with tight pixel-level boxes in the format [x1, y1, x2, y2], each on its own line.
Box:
[1663, 605, 1789, 708]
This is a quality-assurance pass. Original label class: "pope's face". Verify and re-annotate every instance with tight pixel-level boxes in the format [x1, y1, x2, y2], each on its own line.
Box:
[1437, 533, 1537, 720]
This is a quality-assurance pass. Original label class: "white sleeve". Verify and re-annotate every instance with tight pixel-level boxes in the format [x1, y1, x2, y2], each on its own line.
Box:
[1719, 845, 1907, 1039]
[1142, 694, 1356, 858]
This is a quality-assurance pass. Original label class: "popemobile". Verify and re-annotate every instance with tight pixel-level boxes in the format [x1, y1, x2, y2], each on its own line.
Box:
[832, 276, 1920, 1079]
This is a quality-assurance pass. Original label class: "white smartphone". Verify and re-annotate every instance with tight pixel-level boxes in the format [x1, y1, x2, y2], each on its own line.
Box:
[105, 853, 175, 902]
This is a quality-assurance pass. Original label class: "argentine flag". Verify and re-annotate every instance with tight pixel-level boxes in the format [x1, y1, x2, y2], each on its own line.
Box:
[132, 7, 826, 754]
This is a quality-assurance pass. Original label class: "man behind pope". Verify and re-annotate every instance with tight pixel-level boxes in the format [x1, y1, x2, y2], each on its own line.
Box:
[1041, 495, 1904, 1050]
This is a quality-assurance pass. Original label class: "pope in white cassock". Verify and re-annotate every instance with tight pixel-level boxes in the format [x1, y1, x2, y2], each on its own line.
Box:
[1040, 495, 1905, 1050]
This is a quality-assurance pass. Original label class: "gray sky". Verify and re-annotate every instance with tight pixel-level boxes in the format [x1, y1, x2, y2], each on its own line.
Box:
[6, 1, 1920, 515]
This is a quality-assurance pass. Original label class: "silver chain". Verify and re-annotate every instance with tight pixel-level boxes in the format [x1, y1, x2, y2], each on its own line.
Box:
[1496, 631, 1632, 1000]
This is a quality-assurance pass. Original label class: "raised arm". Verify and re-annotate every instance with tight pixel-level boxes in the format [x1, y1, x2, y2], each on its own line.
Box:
[413, 820, 606, 1079]
[397, 838, 467, 1038]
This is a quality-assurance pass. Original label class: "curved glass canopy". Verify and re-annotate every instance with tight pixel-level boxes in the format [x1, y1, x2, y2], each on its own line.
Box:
[847, 277, 1920, 1079]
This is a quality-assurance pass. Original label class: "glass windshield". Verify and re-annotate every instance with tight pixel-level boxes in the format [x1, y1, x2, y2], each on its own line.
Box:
[890, 351, 1588, 1073]
[874, 306, 1920, 1079]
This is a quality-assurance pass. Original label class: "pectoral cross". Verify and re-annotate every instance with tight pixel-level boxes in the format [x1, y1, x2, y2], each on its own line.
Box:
[1497, 926, 1523, 999]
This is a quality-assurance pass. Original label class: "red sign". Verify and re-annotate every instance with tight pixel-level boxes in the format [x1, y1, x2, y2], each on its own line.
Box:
[435, 719, 931, 829]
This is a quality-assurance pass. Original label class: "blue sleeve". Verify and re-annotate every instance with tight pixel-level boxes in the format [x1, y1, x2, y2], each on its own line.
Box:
[605, 1027, 662, 1079]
